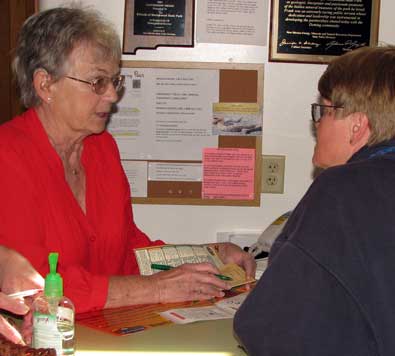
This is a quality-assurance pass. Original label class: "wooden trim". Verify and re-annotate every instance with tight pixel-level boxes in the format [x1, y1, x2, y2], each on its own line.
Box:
[0, 1, 11, 124]
[0, 0, 36, 124]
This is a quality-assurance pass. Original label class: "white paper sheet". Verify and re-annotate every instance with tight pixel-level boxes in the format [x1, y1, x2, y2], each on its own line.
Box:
[196, 0, 268, 46]
[159, 292, 249, 324]
[120, 160, 148, 197]
[148, 162, 202, 181]
[109, 67, 219, 160]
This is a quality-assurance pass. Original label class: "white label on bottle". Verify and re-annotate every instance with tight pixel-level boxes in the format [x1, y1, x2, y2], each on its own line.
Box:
[33, 312, 62, 355]
[57, 306, 73, 322]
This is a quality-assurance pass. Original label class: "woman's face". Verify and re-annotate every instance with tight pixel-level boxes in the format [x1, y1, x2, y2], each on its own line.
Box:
[312, 99, 354, 169]
[49, 44, 120, 137]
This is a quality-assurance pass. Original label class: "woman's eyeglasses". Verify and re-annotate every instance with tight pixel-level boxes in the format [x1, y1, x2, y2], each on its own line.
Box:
[65, 75, 125, 95]
[311, 103, 344, 123]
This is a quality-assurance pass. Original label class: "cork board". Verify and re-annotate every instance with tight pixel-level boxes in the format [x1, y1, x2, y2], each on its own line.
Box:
[119, 61, 263, 206]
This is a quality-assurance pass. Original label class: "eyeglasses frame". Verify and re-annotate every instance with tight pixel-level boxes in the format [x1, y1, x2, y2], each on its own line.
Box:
[311, 103, 344, 123]
[65, 74, 125, 95]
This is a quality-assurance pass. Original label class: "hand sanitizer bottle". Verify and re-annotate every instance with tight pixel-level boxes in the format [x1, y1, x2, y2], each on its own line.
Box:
[32, 252, 75, 355]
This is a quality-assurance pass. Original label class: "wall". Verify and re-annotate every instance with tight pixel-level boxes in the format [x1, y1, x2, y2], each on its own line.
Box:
[39, 0, 395, 244]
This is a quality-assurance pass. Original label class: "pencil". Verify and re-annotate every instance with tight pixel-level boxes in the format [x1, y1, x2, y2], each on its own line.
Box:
[150, 263, 233, 281]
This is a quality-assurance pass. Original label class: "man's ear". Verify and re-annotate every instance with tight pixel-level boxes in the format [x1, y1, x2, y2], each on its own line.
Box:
[33, 69, 53, 104]
[349, 112, 371, 146]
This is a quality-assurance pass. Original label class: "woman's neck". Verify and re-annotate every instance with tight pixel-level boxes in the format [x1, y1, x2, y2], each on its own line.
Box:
[35, 104, 87, 213]
[36, 105, 86, 159]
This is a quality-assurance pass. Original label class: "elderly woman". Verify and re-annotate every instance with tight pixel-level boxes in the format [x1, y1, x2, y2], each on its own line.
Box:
[234, 46, 395, 356]
[0, 6, 255, 314]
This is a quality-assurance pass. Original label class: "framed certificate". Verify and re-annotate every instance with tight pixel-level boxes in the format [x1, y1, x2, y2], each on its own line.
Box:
[123, 0, 195, 54]
[269, 0, 380, 63]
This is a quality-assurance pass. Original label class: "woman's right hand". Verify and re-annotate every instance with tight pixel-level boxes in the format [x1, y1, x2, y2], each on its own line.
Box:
[151, 262, 231, 303]
[0, 293, 29, 345]
[0, 246, 44, 295]
[0, 246, 44, 345]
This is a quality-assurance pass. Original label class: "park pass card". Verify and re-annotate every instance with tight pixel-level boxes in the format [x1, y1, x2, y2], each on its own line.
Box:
[219, 263, 255, 288]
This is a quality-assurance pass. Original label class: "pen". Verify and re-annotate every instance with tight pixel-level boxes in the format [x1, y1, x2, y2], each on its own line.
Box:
[114, 326, 145, 335]
[151, 263, 233, 281]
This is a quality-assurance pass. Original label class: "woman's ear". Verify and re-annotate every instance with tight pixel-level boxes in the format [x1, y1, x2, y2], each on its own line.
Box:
[349, 112, 371, 146]
[33, 69, 53, 104]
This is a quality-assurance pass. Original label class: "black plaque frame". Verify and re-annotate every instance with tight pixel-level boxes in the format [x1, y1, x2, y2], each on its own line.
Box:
[123, 0, 195, 54]
[269, 0, 380, 64]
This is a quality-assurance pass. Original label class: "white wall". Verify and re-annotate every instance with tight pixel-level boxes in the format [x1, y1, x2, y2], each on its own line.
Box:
[39, 0, 395, 244]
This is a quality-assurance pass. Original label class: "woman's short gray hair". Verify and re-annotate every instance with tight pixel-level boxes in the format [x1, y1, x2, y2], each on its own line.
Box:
[318, 46, 395, 145]
[13, 6, 121, 108]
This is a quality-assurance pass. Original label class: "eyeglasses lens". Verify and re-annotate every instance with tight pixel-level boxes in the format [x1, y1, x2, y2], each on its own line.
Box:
[112, 75, 125, 92]
[319, 105, 325, 118]
[93, 77, 107, 95]
[311, 104, 332, 123]
[93, 76, 124, 95]
[311, 104, 319, 122]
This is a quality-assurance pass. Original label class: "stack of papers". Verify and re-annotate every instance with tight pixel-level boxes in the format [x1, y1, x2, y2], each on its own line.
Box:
[159, 292, 249, 324]
[255, 257, 268, 280]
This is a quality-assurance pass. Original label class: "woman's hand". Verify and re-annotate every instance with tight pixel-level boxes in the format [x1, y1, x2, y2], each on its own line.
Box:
[0, 293, 29, 345]
[0, 246, 44, 345]
[0, 246, 44, 295]
[106, 245, 255, 309]
[210, 242, 256, 287]
[152, 263, 231, 303]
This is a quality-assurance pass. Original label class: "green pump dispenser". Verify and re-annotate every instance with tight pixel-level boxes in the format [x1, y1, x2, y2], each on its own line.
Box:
[33, 252, 75, 355]
[44, 252, 63, 297]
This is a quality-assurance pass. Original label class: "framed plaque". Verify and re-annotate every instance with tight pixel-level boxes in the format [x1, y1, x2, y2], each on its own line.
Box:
[123, 0, 195, 54]
[269, 0, 380, 63]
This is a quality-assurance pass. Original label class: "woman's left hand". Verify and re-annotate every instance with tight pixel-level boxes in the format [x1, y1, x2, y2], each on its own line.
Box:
[210, 242, 256, 286]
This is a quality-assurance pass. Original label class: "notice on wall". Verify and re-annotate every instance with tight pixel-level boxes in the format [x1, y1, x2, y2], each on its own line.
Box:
[196, 0, 268, 46]
[212, 103, 262, 136]
[108, 67, 219, 160]
[121, 160, 148, 197]
[270, 0, 379, 62]
[202, 148, 255, 200]
[148, 162, 202, 181]
[133, 0, 186, 37]
[123, 0, 194, 53]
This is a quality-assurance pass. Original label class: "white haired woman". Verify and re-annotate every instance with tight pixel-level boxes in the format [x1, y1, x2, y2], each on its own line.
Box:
[0, 6, 255, 314]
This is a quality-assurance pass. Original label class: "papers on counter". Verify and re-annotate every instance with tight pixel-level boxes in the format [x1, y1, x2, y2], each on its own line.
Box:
[159, 292, 249, 324]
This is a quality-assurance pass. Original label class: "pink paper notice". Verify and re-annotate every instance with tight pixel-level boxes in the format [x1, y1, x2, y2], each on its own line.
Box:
[202, 148, 255, 200]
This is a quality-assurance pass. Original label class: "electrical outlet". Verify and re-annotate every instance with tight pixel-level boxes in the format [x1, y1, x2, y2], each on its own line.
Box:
[261, 155, 285, 194]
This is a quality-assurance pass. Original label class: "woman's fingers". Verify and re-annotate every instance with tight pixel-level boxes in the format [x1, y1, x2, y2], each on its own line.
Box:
[154, 263, 231, 303]
[0, 293, 29, 315]
[0, 315, 25, 345]
[21, 310, 33, 346]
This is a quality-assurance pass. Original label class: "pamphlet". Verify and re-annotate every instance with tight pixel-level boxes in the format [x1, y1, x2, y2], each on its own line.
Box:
[134, 244, 255, 288]
[76, 287, 249, 336]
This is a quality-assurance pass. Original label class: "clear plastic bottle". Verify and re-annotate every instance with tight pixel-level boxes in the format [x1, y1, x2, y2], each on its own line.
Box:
[32, 252, 75, 356]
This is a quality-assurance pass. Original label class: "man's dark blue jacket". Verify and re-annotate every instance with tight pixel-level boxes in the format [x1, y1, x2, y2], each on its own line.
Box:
[234, 141, 395, 356]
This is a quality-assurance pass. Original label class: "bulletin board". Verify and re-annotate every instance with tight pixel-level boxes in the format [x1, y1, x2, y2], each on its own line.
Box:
[116, 61, 263, 206]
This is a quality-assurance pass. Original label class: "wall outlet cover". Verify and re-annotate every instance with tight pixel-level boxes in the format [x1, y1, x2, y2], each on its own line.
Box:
[261, 155, 285, 194]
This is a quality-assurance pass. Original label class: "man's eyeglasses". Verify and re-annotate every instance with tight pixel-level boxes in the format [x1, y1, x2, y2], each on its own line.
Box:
[311, 103, 344, 123]
[65, 75, 125, 95]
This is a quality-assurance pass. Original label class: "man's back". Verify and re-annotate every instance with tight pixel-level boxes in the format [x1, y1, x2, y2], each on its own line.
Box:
[234, 146, 395, 356]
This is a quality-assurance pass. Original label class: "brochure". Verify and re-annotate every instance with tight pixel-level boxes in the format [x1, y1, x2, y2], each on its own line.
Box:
[134, 244, 255, 288]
